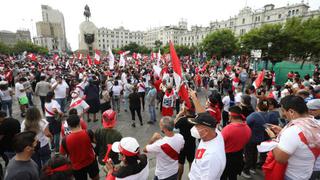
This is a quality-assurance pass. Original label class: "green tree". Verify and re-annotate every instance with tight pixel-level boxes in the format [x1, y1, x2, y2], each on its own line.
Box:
[0, 42, 12, 54]
[201, 29, 238, 59]
[12, 41, 48, 55]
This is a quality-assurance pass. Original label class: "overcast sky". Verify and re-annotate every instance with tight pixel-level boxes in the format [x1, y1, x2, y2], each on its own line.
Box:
[1, 0, 319, 50]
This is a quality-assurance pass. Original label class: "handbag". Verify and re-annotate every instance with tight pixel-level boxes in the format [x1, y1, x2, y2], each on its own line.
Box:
[19, 96, 29, 105]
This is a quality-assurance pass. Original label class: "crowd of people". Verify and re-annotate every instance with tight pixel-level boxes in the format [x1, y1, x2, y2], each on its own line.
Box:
[0, 51, 320, 180]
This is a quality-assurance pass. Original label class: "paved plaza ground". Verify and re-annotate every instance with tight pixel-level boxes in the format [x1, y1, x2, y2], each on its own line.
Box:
[1, 89, 264, 179]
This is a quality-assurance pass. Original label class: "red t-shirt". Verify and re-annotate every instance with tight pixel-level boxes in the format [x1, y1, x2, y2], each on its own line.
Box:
[154, 79, 162, 92]
[61, 119, 88, 137]
[222, 122, 251, 153]
[206, 106, 222, 125]
[60, 130, 95, 170]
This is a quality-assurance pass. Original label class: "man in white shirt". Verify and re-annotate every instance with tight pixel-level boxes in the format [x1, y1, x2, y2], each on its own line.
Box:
[15, 78, 28, 117]
[188, 90, 226, 180]
[51, 76, 69, 113]
[143, 116, 185, 180]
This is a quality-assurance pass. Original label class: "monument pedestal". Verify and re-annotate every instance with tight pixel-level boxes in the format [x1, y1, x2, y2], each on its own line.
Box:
[78, 21, 98, 55]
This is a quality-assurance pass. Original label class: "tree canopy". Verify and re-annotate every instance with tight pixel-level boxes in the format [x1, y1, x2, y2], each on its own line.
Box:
[0, 41, 48, 55]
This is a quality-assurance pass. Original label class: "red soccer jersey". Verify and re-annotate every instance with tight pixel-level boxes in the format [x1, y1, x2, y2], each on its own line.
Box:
[222, 122, 252, 153]
[60, 130, 95, 170]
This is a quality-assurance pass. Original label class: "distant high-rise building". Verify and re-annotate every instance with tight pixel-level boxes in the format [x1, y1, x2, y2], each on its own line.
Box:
[34, 5, 68, 52]
[0, 30, 31, 46]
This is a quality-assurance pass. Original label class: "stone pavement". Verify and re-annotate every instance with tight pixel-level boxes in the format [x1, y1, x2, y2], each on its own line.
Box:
[1, 89, 264, 179]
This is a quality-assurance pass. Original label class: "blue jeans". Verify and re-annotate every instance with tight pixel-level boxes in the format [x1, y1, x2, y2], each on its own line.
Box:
[149, 104, 156, 122]
[123, 93, 129, 111]
[31, 144, 51, 170]
[27, 92, 34, 106]
[55, 98, 66, 112]
[1, 99, 12, 117]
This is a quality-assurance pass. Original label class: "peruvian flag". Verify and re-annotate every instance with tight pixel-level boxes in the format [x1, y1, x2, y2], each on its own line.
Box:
[87, 54, 93, 67]
[253, 70, 265, 88]
[108, 47, 115, 70]
[169, 41, 191, 109]
[94, 49, 101, 65]
[132, 52, 137, 59]
[137, 53, 142, 59]
[77, 52, 83, 60]
[157, 49, 161, 66]
[119, 51, 130, 67]
[53, 54, 59, 61]
[27, 53, 37, 61]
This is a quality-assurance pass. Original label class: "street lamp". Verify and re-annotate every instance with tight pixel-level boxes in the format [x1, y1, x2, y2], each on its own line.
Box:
[265, 42, 272, 69]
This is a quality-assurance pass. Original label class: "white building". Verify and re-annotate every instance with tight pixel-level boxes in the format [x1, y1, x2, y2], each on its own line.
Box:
[97, 26, 144, 51]
[34, 5, 68, 52]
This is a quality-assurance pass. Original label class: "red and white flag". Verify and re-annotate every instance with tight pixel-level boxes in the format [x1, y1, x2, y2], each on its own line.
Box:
[169, 41, 191, 109]
[27, 53, 37, 61]
[87, 54, 92, 67]
[94, 49, 101, 65]
[132, 52, 137, 59]
[78, 52, 83, 60]
[53, 54, 59, 61]
[157, 49, 161, 66]
[253, 70, 265, 88]
[108, 47, 115, 70]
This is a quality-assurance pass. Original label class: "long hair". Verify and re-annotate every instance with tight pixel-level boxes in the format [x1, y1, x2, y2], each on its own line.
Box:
[24, 107, 42, 133]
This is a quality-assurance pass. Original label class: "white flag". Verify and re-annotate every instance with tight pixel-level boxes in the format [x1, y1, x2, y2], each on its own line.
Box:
[108, 47, 115, 70]
[119, 54, 126, 67]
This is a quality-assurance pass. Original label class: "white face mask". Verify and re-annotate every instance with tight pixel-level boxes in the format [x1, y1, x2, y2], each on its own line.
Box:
[71, 93, 78, 98]
[190, 126, 201, 139]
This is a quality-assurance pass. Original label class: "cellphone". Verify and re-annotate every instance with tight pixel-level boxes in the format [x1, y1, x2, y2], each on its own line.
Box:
[263, 123, 272, 129]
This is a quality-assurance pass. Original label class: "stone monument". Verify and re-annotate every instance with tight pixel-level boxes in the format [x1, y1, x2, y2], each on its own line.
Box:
[79, 5, 98, 56]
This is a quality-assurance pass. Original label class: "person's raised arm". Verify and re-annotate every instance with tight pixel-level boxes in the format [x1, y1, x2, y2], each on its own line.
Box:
[188, 89, 206, 113]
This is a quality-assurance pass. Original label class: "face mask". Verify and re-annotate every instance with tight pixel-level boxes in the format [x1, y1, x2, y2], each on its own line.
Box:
[71, 93, 78, 98]
[190, 126, 201, 139]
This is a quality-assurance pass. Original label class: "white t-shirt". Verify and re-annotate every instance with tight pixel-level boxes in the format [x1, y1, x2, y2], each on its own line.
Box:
[278, 125, 316, 180]
[124, 83, 133, 96]
[188, 131, 226, 180]
[15, 82, 26, 98]
[138, 82, 146, 93]
[0, 88, 12, 101]
[146, 133, 185, 179]
[235, 92, 242, 104]
[45, 100, 61, 117]
[53, 81, 69, 99]
[222, 96, 231, 112]
[69, 97, 89, 115]
[112, 85, 123, 96]
[21, 119, 49, 148]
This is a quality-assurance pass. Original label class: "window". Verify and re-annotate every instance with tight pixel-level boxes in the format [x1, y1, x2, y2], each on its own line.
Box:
[267, 16, 270, 20]
[278, 14, 282, 19]
[292, 10, 295, 15]
[242, 18, 245, 24]
[296, 9, 299, 14]
[240, 29, 246, 35]
[288, 10, 291, 16]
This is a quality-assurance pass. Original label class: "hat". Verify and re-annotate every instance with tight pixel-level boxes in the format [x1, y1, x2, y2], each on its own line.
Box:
[0, 81, 8, 85]
[189, 112, 217, 127]
[102, 110, 116, 128]
[307, 99, 320, 110]
[111, 137, 140, 157]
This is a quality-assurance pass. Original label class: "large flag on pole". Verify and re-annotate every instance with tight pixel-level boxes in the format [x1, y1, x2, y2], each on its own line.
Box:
[157, 49, 161, 66]
[253, 70, 265, 88]
[27, 53, 37, 61]
[94, 49, 101, 65]
[108, 47, 115, 70]
[169, 41, 191, 108]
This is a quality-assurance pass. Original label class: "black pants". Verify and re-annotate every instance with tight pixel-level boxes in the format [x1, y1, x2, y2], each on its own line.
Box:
[243, 142, 258, 174]
[130, 107, 143, 123]
[138, 92, 145, 110]
[39, 96, 46, 114]
[221, 150, 244, 180]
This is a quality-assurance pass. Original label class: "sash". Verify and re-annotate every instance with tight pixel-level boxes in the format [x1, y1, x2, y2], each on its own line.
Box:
[139, 83, 146, 90]
[160, 143, 179, 160]
[69, 99, 83, 109]
[76, 85, 84, 92]
[45, 107, 55, 116]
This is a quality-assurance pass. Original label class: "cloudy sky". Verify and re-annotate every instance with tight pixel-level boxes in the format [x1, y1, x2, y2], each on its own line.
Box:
[1, 0, 319, 50]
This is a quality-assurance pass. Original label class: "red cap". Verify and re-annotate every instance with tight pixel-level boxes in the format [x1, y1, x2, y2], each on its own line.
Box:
[102, 110, 116, 128]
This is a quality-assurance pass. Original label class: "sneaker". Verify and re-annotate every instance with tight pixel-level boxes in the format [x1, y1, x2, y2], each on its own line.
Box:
[131, 123, 136, 128]
[147, 121, 154, 124]
[249, 169, 256, 175]
[241, 172, 251, 179]
[140, 122, 143, 126]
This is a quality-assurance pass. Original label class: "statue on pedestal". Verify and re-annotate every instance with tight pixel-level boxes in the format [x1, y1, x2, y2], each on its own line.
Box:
[84, 5, 91, 21]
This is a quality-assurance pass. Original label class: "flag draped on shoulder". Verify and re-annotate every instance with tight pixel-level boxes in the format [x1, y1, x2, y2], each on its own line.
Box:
[94, 49, 101, 65]
[169, 41, 191, 109]
[253, 70, 265, 88]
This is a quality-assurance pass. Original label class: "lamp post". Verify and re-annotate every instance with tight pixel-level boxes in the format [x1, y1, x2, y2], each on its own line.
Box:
[266, 42, 272, 70]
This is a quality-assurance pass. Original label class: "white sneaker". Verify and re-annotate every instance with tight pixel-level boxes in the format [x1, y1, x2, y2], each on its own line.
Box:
[250, 169, 256, 174]
[241, 172, 252, 179]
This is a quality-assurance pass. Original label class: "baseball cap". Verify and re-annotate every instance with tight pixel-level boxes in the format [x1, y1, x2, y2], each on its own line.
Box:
[111, 137, 140, 157]
[189, 112, 217, 127]
[307, 99, 320, 110]
[102, 110, 116, 128]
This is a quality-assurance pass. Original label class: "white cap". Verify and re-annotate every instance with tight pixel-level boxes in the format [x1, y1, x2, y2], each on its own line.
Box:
[112, 137, 139, 157]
